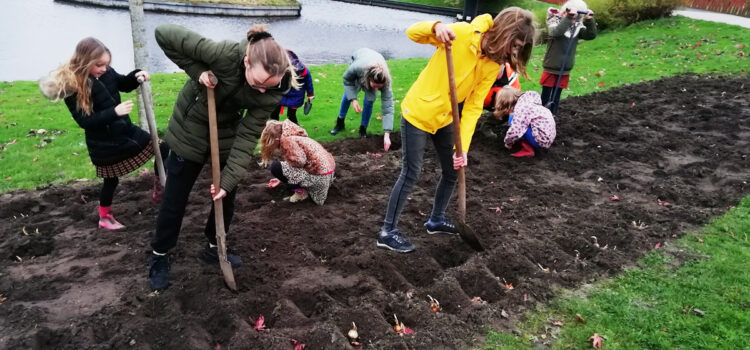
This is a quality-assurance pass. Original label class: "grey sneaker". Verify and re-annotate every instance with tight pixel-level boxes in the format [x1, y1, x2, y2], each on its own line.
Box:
[376, 230, 415, 253]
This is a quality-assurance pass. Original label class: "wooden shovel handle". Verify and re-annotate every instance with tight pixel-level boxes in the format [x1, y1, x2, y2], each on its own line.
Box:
[445, 45, 467, 223]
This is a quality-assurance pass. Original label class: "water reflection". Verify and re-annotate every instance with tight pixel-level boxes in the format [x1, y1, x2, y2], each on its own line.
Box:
[0, 0, 452, 81]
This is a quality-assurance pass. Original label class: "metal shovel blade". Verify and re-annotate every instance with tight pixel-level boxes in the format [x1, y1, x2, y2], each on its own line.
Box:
[457, 221, 484, 252]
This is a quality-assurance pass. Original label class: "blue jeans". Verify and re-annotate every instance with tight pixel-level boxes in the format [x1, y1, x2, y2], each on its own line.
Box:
[508, 114, 540, 149]
[382, 118, 457, 232]
[338, 93, 374, 127]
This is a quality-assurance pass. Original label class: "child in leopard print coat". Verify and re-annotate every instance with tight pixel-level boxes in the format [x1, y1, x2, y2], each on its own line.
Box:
[260, 120, 335, 204]
[494, 87, 556, 157]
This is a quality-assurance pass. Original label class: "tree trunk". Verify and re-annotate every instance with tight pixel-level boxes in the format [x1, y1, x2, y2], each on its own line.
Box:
[128, 0, 150, 130]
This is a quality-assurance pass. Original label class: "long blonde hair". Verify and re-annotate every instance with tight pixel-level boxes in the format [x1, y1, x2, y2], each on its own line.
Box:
[260, 120, 284, 167]
[482, 7, 537, 80]
[493, 87, 524, 118]
[39, 37, 110, 115]
[359, 63, 391, 90]
[246, 25, 299, 89]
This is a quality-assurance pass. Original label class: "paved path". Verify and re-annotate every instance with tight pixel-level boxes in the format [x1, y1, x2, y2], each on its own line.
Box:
[673, 7, 750, 28]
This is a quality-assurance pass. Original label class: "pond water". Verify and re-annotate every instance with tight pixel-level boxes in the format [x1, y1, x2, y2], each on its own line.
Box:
[0, 0, 453, 81]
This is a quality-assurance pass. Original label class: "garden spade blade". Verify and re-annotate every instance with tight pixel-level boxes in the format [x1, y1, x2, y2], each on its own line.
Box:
[207, 84, 238, 291]
[446, 45, 485, 252]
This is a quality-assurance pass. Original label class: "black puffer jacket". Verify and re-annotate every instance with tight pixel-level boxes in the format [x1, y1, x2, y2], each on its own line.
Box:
[64, 68, 151, 166]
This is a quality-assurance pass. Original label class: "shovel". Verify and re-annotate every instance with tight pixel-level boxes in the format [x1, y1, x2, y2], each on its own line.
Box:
[445, 45, 484, 252]
[207, 80, 238, 291]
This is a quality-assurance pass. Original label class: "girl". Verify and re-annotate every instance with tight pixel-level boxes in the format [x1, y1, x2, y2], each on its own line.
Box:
[494, 87, 556, 157]
[260, 120, 335, 205]
[540, 0, 597, 115]
[39, 37, 164, 231]
[149, 24, 297, 291]
[270, 50, 314, 124]
[329, 48, 394, 151]
[377, 7, 536, 253]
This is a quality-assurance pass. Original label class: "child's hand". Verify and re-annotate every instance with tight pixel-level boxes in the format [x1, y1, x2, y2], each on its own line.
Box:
[453, 151, 468, 169]
[352, 99, 362, 113]
[210, 184, 227, 201]
[433, 22, 456, 46]
[505, 143, 513, 149]
[383, 132, 391, 152]
[266, 178, 281, 188]
[115, 100, 134, 116]
[584, 10, 594, 19]
[307, 95, 315, 102]
[135, 71, 150, 83]
[199, 71, 218, 88]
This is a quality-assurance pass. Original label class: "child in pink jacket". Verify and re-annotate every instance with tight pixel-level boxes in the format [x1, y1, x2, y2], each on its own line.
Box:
[260, 120, 335, 204]
[494, 87, 556, 157]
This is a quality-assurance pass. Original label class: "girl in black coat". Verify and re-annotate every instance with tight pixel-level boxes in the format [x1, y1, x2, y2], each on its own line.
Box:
[40, 37, 165, 230]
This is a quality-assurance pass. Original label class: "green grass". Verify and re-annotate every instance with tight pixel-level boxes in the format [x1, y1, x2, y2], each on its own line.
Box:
[483, 197, 750, 349]
[1, 16, 748, 193]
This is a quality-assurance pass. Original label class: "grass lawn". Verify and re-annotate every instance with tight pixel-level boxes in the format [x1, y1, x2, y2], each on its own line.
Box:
[0, 11, 748, 350]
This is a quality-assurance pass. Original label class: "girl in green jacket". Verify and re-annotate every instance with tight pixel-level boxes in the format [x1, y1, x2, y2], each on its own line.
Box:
[149, 24, 297, 291]
[377, 7, 537, 253]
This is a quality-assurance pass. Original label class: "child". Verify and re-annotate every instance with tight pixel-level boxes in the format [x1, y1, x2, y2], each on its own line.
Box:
[329, 48, 394, 151]
[482, 62, 521, 112]
[39, 37, 165, 230]
[494, 87, 556, 157]
[260, 120, 335, 205]
[150, 24, 298, 291]
[377, 7, 537, 253]
[540, 0, 597, 115]
[271, 50, 314, 124]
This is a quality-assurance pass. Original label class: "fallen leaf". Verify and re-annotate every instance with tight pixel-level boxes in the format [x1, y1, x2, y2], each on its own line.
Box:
[471, 296, 486, 304]
[370, 152, 382, 158]
[253, 315, 265, 331]
[0, 294, 7, 303]
[400, 325, 415, 335]
[489, 206, 502, 212]
[5, 177, 11, 181]
[500, 309, 509, 318]
[630, 102, 636, 108]
[697, 237, 704, 243]
[31, 157, 38, 162]
[575, 313, 586, 323]
[609, 195, 620, 201]
[598, 82, 606, 87]
[692, 308, 705, 317]
[418, 210, 427, 216]
[508, 197, 516, 202]
[654, 242, 661, 249]
[552, 320, 564, 327]
[290, 339, 306, 350]
[80, 195, 88, 204]
[523, 294, 529, 302]
[657, 199, 673, 207]
[588, 333, 604, 348]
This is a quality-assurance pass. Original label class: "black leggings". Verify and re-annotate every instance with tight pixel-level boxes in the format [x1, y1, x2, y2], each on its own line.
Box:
[270, 161, 300, 191]
[100, 177, 119, 206]
[270, 105, 299, 124]
[541, 86, 563, 116]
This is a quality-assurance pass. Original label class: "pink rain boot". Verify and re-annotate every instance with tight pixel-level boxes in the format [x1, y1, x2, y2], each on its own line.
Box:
[98, 206, 125, 230]
[511, 140, 536, 158]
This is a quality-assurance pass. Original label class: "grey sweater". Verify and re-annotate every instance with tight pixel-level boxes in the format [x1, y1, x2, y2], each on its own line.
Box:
[342, 48, 394, 132]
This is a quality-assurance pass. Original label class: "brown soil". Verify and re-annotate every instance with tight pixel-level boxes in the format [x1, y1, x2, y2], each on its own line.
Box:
[1, 74, 749, 350]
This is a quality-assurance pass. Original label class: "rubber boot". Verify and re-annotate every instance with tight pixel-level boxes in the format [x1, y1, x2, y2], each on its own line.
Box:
[152, 176, 164, 205]
[359, 125, 367, 138]
[289, 188, 308, 203]
[511, 140, 536, 158]
[330, 117, 345, 135]
[98, 206, 125, 230]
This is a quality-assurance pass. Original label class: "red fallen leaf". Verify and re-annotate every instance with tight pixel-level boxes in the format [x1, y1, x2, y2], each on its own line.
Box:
[523, 294, 529, 302]
[367, 152, 383, 158]
[654, 242, 661, 249]
[598, 82, 605, 87]
[505, 283, 514, 290]
[400, 325, 415, 335]
[253, 315, 266, 331]
[630, 102, 636, 108]
[290, 339, 305, 350]
[552, 320, 564, 327]
[418, 210, 427, 216]
[508, 197, 516, 202]
[609, 195, 620, 201]
[489, 206, 502, 212]
[695, 42, 702, 47]
[80, 195, 88, 204]
[575, 313, 586, 323]
[657, 199, 673, 207]
[588, 333, 604, 348]
[266, 178, 281, 188]
[215, 344, 222, 350]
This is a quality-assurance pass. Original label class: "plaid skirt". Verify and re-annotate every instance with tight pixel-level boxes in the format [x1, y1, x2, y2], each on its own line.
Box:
[96, 140, 155, 178]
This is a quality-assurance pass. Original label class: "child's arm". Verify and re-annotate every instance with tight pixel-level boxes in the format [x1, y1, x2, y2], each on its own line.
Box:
[65, 95, 119, 129]
[304, 70, 314, 100]
[547, 10, 573, 37]
[114, 68, 142, 93]
[406, 20, 443, 46]
[578, 17, 598, 40]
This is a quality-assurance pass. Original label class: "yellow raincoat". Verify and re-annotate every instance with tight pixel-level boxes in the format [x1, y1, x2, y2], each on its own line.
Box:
[401, 14, 502, 152]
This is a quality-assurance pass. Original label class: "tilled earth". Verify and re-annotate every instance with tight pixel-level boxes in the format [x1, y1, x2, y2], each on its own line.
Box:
[1, 74, 749, 349]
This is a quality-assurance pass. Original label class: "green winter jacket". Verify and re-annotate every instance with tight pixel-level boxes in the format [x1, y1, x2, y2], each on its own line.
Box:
[542, 9, 598, 75]
[155, 24, 291, 192]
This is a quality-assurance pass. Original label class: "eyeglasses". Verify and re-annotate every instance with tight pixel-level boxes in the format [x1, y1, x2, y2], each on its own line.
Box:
[250, 80, 282, 90]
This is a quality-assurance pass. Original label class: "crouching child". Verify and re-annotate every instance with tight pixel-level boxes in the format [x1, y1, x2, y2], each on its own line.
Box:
[261, 120, 335, 204]
[494, 87, 556, 157]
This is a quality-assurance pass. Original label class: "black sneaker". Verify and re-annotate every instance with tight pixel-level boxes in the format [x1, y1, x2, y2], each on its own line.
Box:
[149, 253, 170, 291]
[359, 125, 367, 138]
[376, 230, 415, 253]
[201, 244, 243, 268]
[424, 219, 459, 235]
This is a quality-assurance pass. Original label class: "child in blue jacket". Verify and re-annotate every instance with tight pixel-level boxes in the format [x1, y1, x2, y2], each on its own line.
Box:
[271, 50, 314, 124]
